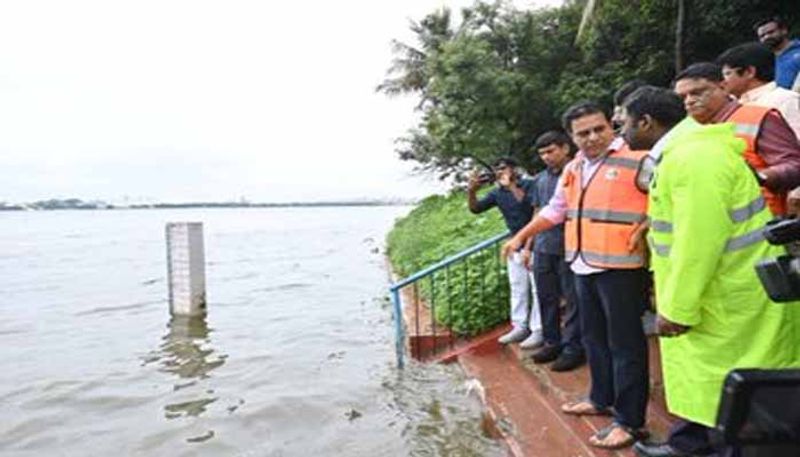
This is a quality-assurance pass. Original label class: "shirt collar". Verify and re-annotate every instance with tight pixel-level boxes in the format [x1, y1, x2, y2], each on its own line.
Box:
[739, 82, 776, 104]
[608, 137, 624, 151]
[778, 39, 800, 56]
[712, 98, 740, 123]
[647, 128, 678, 162]
[580, 137, 624, 164]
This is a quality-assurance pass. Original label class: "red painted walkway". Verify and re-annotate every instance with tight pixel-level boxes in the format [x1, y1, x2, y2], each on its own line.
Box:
[452, 325, 676, 457]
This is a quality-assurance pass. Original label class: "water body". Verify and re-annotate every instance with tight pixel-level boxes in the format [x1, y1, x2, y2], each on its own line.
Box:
[0, 208, 503, 456]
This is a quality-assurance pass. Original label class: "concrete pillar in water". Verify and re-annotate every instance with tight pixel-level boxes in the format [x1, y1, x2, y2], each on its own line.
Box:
[166, 222, 207, 316]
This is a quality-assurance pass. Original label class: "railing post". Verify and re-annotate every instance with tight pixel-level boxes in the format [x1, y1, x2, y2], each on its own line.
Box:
[387, 232, 510, 366]
[495, 243, 505, 308]
[390, 287, 405, 369]
[445, 265, 453, 348]
[413, 282, 420, 360]
[430, 274, 437, 352]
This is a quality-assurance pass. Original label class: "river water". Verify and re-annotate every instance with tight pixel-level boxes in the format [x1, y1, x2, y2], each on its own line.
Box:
[0, 207, 503, 456]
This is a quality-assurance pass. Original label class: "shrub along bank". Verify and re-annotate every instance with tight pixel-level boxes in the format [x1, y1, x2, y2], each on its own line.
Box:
[386, 190, 511, 335]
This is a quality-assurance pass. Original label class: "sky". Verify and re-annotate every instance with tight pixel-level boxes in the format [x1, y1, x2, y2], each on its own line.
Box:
[0, 0, 563, 204]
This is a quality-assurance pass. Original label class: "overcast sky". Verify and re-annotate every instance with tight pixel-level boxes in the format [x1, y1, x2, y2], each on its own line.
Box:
[0, 0, 562, 204]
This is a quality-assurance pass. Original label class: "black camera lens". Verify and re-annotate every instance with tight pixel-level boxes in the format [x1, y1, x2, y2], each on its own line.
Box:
[478, 172, 494, 184]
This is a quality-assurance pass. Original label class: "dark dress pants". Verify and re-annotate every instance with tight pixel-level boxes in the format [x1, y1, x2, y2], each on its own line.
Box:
[533, 252, 583, 355]
[574, 268, 649, 429]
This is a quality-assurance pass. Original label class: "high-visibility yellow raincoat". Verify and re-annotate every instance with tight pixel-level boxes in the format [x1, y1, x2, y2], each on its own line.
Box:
[648, 121, 800, 427]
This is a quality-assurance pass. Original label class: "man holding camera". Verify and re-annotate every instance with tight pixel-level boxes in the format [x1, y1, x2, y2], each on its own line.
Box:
[468, 157, 542, 348]
[526, 131, 585, 372]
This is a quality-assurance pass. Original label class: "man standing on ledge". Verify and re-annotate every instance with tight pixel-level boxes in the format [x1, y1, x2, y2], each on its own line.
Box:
[672, 62, 800, 216]
[716, 42, 800, 216]
[502, 102, 650, 450]
[718, 42, 800, 137]
[620, 86, 800, 457]
[468, 158, 542, 349]
[526, 131, 585, 372]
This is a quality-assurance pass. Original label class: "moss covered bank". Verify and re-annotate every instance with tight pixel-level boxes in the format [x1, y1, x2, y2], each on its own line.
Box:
[386, 191, 512, 335]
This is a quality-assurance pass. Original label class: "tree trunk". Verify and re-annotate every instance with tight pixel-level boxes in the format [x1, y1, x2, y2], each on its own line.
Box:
[674, 0, 686, 74]
[576, 0, 598, 44]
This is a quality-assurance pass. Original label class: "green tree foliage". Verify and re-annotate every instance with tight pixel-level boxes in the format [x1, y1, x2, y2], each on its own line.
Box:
[379, 2, 583, 178]
[382, 0, 798, 335]
[379, 0, 798, 177]
[386, 191, 510, 335]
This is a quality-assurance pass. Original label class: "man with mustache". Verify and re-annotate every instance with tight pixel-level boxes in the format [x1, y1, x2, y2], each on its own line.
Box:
[621, 85, 800, 457]
[755, 16, 800, 92]
[673, 62, 800, 217]
[502, 101, 650, 450]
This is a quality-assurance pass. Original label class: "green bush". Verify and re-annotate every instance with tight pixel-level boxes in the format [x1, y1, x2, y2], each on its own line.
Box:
[386, 190, 512, 335]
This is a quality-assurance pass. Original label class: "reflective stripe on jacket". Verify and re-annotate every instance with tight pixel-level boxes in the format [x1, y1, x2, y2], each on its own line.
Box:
[563, 144, 648, 269]
[648, 121, 800, 427]
[727, 104, 788, 216]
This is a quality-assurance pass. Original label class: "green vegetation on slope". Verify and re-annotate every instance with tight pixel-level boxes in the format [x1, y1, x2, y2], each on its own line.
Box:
[387, 190, 511, 335]
[379, 0, 798, 180]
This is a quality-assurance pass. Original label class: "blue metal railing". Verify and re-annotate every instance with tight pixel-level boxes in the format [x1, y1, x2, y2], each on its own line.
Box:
[388, 232, 510, 368]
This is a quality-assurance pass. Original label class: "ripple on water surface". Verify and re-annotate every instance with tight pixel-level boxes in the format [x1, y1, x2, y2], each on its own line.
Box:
[0, 208, 504, 456]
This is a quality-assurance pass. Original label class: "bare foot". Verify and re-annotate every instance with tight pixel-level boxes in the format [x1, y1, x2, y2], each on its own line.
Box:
[588, 424, 646, 450]
[589, 425, 634, 449]
[560, 400, 611, 416]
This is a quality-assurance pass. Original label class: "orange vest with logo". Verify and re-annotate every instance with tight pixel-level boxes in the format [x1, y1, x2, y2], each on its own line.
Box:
[563, 144, 648, 269]
[727, 104, 787, 216]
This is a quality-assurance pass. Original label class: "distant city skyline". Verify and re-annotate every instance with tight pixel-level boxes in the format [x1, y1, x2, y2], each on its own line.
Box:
[0, 0, 562, 204]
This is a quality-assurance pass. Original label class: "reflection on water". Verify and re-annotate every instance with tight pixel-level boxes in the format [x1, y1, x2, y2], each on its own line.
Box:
[144, 316, 226, 380]
[0, 208, 505, 456]
[142, 316, 227, 420]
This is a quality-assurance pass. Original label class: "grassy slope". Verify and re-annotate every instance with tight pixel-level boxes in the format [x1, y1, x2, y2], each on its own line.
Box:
[386, 190, 511, 335]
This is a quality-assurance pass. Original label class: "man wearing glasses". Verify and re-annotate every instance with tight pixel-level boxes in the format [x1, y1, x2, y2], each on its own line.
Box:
[717, 42, 800, 217]
[673, 62, 800, 217]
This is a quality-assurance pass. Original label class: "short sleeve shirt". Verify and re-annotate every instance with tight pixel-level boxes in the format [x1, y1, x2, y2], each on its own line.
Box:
[473, 178, 536, 235]
[529, 168, 565, 255]
[776, 40, 800, 90]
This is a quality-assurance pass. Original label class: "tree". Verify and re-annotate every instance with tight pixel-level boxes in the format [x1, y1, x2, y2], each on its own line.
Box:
[379, 1, 582, 177]
[380, 0, 799, 181]
[376, 8, 454, 108]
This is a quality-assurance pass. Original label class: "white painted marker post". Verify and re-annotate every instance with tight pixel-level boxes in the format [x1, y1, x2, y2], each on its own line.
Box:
[166, 222, 207, 317]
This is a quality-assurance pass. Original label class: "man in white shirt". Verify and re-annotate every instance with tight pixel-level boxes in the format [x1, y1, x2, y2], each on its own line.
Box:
[718, 42, 800, 137]
[718, 42, 800, 215]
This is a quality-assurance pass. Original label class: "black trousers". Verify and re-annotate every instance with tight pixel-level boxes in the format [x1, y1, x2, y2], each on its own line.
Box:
[532, 252, 583, 355]
[574, 268, 649, 429]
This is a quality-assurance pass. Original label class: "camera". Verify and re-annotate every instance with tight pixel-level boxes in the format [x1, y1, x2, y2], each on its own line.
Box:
[711, 219, 800, 456]
[712, 369, 800, 456]
[477, 171, 495, 185]
[754, 218, 800, 302]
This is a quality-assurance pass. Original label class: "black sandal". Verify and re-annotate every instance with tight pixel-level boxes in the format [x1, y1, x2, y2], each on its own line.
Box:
[589, 422, 649, 450]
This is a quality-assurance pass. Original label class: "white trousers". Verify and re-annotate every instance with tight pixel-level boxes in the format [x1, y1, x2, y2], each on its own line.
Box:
[507, 251, 542, 333]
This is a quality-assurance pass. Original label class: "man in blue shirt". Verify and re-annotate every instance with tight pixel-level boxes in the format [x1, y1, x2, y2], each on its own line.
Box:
[756, 16, 800, 91]
[524, 131, 585, 372]
[468, 157, 542, 348]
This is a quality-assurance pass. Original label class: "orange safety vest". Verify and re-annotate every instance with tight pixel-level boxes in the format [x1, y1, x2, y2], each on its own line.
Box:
[726, 104, 788, 216]
[563, 144, 648, 269]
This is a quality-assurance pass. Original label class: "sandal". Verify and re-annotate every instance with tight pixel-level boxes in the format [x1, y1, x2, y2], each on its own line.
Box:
[560, 399, 612, 416]
[588, 422, 648, 450]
